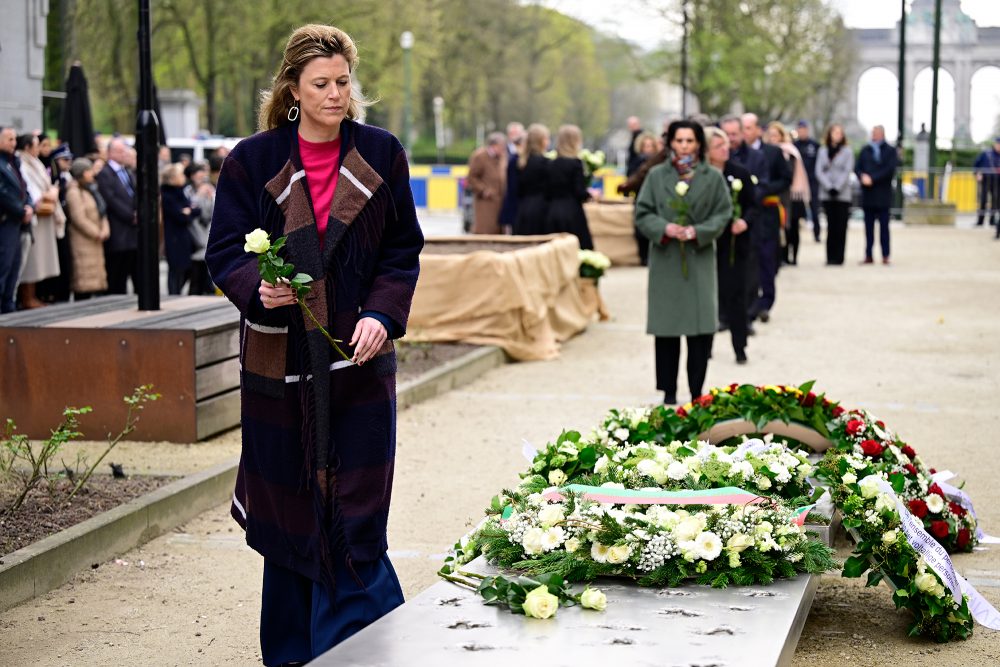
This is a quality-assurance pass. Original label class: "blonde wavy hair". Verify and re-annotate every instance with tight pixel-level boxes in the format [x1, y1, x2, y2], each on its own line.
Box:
[555, 124, 582, 158]
[518, 123, 550, 169]
[257, 24, 371, 132]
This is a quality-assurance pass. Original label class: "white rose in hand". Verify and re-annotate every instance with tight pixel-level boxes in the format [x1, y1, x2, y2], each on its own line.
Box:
[522, 585, 559, 619]
[244, 228, 271, 254]
[675, 181, 690, 197]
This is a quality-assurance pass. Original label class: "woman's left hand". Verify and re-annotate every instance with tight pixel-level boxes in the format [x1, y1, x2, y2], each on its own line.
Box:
[350, 317, 387, 365]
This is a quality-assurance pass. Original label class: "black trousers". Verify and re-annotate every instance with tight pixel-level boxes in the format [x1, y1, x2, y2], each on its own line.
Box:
[167, 264, 191, 295]
[717, 252, 748, 356]
[863, 206, 890, 260]
[977, 177, 999, 226]
[784, 201, 805, 264]
[655, 334, 713, 400]
[105, 249, 138, 295]
[188, 260, 214, 295]
[808, 184, 821, 240]
[824, 200, 850, 265]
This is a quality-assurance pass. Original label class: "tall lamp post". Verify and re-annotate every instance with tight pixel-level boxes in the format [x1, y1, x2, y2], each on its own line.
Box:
[400, 31, 414, 156]
[136, 0, 160, 310]
[895, 0, 906, 216]
[928, 0, 942, 200]
[680, 0, 690, 117]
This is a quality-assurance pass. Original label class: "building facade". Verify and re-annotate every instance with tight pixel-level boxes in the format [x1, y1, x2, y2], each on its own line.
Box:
[0, 0, 47, 131]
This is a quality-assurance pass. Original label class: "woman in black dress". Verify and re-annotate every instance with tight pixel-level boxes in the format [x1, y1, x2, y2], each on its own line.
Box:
[546, 124, 594, 249]
[513, 123, 550, 236]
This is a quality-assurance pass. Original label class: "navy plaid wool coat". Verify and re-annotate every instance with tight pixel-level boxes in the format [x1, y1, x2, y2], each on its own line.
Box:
[206, 119, 423, 588]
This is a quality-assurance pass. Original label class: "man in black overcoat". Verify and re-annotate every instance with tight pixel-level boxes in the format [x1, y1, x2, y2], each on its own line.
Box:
[96, 137, 138, 293]
[855, 125, 898, 264]
[794, 121, 821, 242]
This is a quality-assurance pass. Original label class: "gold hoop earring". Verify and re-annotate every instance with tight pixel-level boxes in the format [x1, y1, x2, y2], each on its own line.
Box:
[287, 104, 299, 122]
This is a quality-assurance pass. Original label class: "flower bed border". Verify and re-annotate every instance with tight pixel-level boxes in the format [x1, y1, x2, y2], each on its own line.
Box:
[0, 345, 506, 613]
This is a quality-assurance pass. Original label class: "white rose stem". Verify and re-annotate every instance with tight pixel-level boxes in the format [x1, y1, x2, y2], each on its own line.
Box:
[864, 475, 1000, 629]
[931, 471, 1000, 544]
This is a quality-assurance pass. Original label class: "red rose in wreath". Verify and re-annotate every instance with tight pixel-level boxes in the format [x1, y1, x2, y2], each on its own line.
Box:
[908, 499, 929, 518]
[904, 463, 918, 476]
[831, 405, 844, 417]
[901, 445, 916, 459]
[957, 528, 971, 549]
[845, 419, 864, 436]
[949, 502, 966, 517]
[930, 520, 950, 539]
[860, 439, 884, 457]
[676, 406, 688, 418]
[694, 394, 713, 408]
[928, 483, 945, 498]
[802, 392, 817, 407]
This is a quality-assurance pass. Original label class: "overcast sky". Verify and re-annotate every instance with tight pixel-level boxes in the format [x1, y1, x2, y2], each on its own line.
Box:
[540, 0, 1000, 49]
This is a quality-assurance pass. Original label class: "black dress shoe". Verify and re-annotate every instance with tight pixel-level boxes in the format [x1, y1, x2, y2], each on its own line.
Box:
[759, 310, 770, 323]
[747, 324, 756, 336]
[664, 392, 677, 405]
[736, 350, 748, 365]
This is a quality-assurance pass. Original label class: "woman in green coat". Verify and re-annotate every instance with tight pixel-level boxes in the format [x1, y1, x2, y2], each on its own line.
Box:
[635, 120, 732, 405]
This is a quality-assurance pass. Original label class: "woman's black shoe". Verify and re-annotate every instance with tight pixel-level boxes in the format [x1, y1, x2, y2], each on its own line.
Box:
[664, 392, 677, 405]
[736, 350, 748, 365]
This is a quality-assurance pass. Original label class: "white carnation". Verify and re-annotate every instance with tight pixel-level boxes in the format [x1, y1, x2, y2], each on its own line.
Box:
[926, 494, 945, 514]
[666, 460, 689, 481]
[522, 527, 546, 555]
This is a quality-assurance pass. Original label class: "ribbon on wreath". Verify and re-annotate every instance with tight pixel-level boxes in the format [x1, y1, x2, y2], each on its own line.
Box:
[541, 485, 816, 526]
[930, 470, 1000, 544]
[863, 475, 1000, 630]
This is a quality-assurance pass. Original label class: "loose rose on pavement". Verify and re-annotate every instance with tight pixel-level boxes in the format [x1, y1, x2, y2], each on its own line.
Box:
[522, 585, 559, 619]
[580, 587, 607, 611]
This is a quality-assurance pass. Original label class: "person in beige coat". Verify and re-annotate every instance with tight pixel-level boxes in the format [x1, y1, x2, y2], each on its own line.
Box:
[17, 134, 65, 308]
[465, 132, 507, 234]
[65, 158, 110, 298]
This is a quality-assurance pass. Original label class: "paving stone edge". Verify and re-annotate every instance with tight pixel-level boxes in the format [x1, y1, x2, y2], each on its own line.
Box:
[0, 345, 506, 613]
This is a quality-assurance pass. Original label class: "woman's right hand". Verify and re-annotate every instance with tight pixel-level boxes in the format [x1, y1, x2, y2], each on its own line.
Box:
[259, 279, 296, 309]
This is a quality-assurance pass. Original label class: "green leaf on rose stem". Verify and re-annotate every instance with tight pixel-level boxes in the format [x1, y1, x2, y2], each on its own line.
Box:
[842, 555, 868, 578]
[798, 380, 816, 395]
[272, 256, 285, 267]
[271, 236, 287, 252]
[866, 570, 884, 587]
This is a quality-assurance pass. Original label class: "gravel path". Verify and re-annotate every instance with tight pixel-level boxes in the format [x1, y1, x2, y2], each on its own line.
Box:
[2, 220, 999, 666]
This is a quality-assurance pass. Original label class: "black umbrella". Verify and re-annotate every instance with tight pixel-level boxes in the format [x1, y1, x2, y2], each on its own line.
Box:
[59, 62, 98, 157]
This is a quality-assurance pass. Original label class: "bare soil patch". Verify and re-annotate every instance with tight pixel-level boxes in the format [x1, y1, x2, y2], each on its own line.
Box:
[1, 475, 176, 557]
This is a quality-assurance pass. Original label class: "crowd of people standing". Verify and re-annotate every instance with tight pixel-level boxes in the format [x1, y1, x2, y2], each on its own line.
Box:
[464, 121, 598, 250]
[0, 126, 226, 313]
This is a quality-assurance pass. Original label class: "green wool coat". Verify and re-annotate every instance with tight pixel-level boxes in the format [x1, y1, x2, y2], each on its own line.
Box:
[635, 160, 732, 337]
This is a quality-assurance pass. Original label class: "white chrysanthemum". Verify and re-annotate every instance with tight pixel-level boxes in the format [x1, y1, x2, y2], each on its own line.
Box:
[591, 542, 610, 563]
[541, 526, 566, 551]
[926, 494, 945, 514]
[522, 527, 546, 555]
[695, 531, 723, 560]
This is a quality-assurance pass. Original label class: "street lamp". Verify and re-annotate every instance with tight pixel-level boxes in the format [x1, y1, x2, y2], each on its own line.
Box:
[400, 31, 414, 155]
[433, 96, 445, 164]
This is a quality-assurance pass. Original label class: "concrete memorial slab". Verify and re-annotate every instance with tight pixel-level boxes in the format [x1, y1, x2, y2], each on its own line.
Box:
[316, 556, 818, 667]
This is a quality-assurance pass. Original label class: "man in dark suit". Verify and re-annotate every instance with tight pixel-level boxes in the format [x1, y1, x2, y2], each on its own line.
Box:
[96, 137, 138, 293]
[794, 121, 821, 242]
[498, 122, 524, 234]
[0, 126, 34, 313]
[855, 125, 898, 264]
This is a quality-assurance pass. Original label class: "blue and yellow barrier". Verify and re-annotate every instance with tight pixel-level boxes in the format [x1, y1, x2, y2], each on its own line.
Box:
[409, 164, 628, 210]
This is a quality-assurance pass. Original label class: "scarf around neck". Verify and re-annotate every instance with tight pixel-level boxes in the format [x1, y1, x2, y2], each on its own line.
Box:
[671, 154, 698, 181]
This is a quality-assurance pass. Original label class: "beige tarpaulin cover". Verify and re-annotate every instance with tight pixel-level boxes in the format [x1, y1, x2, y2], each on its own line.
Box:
[406, 234, 602, 361]
[584, 200, 641, 266]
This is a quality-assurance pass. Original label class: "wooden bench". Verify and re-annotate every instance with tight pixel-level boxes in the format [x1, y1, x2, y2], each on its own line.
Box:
[315, 556, 817, 667]
[0, 295, 240, 442]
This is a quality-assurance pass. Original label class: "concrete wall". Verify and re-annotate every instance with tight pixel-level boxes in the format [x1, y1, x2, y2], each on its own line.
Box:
[0, 0, 46, 132]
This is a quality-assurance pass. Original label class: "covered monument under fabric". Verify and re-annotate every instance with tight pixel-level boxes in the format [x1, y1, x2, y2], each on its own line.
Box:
[59, 63, 98, 158]
[405, 234, 599, 361]
[584, 200, 641, 266]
